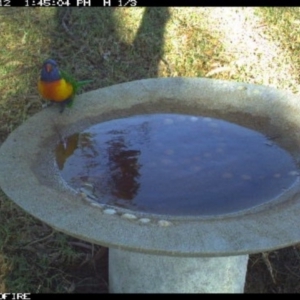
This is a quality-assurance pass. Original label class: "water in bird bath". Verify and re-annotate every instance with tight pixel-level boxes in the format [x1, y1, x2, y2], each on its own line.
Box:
[56, 113, 299, 216]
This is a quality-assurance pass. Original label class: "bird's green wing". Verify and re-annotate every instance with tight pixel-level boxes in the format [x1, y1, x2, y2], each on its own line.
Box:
[60, 69, 93, 107]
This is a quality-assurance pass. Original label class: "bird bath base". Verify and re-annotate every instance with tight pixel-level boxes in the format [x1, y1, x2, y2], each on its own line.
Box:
[109, 249, 248, 293]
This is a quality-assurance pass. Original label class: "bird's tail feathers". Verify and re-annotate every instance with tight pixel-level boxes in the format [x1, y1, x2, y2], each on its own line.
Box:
[77, 79, 93, 89]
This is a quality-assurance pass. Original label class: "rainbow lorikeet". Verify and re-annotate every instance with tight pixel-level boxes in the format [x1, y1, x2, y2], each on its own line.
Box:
[38, 59, 92, 113]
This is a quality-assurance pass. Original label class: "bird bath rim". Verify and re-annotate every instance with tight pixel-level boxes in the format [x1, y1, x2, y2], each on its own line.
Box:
[1, 77, 300, 257]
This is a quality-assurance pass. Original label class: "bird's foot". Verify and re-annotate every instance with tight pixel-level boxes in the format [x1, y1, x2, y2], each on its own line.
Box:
[42, 102, 54, 109]
[59, 103, 66, 113]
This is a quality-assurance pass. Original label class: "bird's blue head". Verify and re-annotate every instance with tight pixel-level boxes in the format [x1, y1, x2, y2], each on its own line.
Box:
[40, 59, 62, 82]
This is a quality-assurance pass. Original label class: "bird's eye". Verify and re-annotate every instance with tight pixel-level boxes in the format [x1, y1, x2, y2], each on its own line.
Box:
[45, 63, 53, 73]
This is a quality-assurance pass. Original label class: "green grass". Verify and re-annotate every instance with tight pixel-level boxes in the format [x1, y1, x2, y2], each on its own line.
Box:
[1, 7, 300, 293]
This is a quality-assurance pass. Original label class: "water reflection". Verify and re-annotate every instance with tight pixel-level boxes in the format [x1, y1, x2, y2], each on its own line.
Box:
[56, 114, 299, 216]
[56, 119, 150, 204]
[106, 136, 141, 200]
[56, 132, 98, 170]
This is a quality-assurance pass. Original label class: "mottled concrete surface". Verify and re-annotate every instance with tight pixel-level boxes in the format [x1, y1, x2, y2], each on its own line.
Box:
[109, 249, 248, 293]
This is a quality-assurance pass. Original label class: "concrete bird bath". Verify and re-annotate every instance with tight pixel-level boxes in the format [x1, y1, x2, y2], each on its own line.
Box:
[1, 77, 300, 293]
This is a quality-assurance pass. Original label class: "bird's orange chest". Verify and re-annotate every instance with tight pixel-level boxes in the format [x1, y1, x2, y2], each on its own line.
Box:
[38, 78, 74, 102]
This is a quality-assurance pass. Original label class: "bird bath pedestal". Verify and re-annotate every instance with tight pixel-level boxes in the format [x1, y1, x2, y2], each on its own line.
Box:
[1, 78, 300, 293]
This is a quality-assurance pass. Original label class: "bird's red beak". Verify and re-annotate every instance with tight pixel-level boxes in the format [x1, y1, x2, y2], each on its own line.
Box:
[45, 63, 52, 73]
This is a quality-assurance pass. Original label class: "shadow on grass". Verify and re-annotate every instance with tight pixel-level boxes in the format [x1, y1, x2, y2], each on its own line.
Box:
[50, 7, 170, 89]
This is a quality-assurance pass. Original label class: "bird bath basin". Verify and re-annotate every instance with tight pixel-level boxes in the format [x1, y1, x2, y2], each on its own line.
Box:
[1, 77, 300, 293]
[57, 113, 297, 216]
